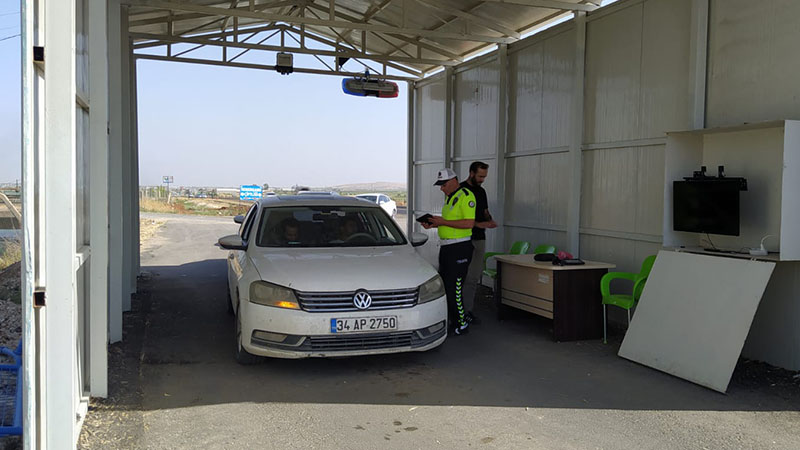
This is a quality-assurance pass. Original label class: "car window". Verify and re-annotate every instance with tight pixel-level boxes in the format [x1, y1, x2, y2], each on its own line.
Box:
[380, 195, 389, 203]
[239, 204, 258, 241]
[358, 195, 378, 203]
[256, 206, 407, 248]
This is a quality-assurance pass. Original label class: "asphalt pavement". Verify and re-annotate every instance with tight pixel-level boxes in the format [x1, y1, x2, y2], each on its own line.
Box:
[81, 214, 800, 449]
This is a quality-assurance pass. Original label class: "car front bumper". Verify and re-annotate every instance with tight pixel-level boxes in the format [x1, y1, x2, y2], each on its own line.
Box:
[240, 295, 447, 359]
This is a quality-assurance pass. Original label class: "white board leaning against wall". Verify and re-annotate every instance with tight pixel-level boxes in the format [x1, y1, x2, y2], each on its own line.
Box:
[618, 250, 775, 393]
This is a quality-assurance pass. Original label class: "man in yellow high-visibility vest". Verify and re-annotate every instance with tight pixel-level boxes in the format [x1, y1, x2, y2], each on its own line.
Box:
[422, 168, 477, 335]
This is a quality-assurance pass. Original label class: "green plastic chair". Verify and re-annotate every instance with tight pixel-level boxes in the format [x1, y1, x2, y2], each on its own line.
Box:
[481, 242, 556, 288]
[600, 255, 657, 344]
[481, 241, 530, 287]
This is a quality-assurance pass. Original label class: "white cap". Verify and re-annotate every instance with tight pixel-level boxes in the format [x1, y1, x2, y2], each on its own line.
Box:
[434, 168, 457, 185]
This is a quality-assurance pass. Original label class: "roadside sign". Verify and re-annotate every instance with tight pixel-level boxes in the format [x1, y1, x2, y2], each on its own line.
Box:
[239, 185, 263, 201]
[162, 176, 174, 184]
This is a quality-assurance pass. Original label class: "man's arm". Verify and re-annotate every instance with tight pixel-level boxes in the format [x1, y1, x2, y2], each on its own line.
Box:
[429, 216, 474, 229]
[474, 208, 497, 229]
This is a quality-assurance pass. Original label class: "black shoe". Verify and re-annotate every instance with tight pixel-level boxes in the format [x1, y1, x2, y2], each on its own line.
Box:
[465, 312, 481, 325]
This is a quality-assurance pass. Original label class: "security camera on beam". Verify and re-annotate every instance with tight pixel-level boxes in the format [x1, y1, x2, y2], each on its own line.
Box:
[276, 52, 293, 75]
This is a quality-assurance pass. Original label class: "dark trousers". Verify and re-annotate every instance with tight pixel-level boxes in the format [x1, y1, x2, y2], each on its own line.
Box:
[438, 240, 474, 328]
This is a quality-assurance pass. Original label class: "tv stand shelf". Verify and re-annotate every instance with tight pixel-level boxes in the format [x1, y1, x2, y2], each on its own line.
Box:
[669, 246, 782, 262]
[663, 120, 800, 261]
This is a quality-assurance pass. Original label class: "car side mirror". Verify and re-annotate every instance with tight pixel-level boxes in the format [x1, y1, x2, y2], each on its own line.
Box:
[233, 215, 245, 224]
[410, 232, 428, 247]
[218, 234, 247, 251]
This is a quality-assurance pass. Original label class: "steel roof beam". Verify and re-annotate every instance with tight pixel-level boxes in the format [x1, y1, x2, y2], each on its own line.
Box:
[304, 1, 464, 62]
[476, 0, 599, 12]
[123, 0, 516, 43]
[282, 25, 423, 75]
[134, 53, 418, 80]
[413, 0, 522, 39]
[130, 31, 454, 67]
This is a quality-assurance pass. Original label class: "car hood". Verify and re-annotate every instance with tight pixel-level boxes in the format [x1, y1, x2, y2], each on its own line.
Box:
[248, 245, 439, 292]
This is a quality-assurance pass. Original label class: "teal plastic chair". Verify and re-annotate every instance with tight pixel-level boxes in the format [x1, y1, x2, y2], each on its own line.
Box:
[600, 255, 657, 343]
[481, 241, 530, 287]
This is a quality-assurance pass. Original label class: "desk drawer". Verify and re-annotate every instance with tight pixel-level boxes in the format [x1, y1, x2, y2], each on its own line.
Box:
[501, 263, 553, 301]
[501, 289, 553, 319]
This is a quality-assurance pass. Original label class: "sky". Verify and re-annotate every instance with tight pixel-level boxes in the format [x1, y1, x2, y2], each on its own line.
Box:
[0, 0, 408, 188]
[0, 1, 20, 186]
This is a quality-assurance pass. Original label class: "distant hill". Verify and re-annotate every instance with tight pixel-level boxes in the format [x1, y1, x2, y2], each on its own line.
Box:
[333, 182, 406, 192]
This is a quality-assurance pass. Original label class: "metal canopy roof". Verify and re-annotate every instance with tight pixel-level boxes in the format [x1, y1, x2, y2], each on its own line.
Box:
[126, 0, 599, 80]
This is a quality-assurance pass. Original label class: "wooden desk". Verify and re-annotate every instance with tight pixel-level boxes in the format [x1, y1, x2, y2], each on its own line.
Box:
[494, 255, 615, 341]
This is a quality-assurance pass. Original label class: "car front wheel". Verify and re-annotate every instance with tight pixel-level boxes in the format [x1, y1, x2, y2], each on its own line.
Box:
[235, 305, 260, 365]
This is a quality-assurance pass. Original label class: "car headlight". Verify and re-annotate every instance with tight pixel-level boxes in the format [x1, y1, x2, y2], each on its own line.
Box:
[418, 275, 445, 304]
[249, 281, 300, 309]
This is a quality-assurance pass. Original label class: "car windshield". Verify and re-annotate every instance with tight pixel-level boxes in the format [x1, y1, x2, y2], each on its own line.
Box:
[255, 206, 407, 248]
[357, 195, 378, 203]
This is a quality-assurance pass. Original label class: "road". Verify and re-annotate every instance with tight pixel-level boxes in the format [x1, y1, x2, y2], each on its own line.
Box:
[81, 214, 800, 449]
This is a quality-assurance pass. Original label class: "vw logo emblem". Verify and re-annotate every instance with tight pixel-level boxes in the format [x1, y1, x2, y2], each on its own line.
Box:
[353, 290, 372, 310]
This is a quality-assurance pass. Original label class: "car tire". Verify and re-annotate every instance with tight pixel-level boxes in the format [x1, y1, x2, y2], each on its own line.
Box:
[235, 305, 260, 365]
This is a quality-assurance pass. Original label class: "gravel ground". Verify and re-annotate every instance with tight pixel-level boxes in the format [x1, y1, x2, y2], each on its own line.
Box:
[0, 262, 21, 353]
[0, 263, 21, 450]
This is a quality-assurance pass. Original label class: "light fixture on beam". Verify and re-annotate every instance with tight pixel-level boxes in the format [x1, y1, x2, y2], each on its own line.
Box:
[342, 71, 399, 98]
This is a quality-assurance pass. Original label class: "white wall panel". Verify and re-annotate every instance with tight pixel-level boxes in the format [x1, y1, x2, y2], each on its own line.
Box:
[580, 234, 662, 274]
[508, 29, 575, 153]
[413, 163, 443, 214]
[508, 42, 544, 153]
[707, 0, 800, 128]
[415, 77, 446, 162]
[541, 30, 575, 149]
[581, 145, 665, 236]
[506, 153, 569, 227]
[585, 0, 691, 143]
[454, 60, 500, 160]
[584, 3, 643, 144]
[506, 226, 567, 254]
[639, 0, 692, 136]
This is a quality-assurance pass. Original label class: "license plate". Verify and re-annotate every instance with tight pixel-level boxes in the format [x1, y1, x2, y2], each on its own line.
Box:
[330, 316, 398, 333]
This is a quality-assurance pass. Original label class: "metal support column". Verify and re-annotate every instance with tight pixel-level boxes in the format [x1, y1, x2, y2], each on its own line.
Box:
[444, 66, 454, 168]
[494, 44, 509, 250]
[567, 11, 586, 256]
[406, 81, 415, 236]
[120, 7, 134, 304]
[688, 0, 709, 129]
[107, 0, 125, 342]
[20, 0, 40, 446]
[130, 50, 141, 290]
[88, 0, 110, 398]
[43, 0, 78, 444]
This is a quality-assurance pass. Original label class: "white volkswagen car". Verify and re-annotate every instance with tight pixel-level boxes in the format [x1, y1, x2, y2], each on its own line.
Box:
[219, 195, 447, 363]
[355, 193, 397, 217]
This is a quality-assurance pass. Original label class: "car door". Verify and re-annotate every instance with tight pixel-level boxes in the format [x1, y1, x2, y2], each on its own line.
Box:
[379, 195, 393, 215]
[229, 204, 258, 301]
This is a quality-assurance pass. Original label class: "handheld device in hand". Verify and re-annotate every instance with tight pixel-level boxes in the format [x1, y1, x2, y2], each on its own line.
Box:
[416, 213, 434, 225]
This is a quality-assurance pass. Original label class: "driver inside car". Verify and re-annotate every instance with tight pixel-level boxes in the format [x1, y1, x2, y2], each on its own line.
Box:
[338, 216, 360, 241]
[280, 218, 302, 245]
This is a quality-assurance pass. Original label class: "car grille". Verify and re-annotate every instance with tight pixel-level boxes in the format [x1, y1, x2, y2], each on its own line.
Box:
[307, 331, 414, 352]
[295, 288, 418, 312]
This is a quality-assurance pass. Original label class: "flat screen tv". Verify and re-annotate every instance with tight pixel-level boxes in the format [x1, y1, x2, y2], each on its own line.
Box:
[673, 179, 740, 236]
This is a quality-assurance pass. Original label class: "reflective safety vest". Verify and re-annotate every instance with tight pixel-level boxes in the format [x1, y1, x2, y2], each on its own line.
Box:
[438, 187, 477, 240]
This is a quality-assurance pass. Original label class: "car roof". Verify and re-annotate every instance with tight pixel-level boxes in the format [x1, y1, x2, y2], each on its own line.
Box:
[355, 193, 385, 197]
[256, 195, 381, 208]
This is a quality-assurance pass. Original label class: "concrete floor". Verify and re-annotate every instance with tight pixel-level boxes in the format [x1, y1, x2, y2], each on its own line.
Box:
[83, 214, 800, 449]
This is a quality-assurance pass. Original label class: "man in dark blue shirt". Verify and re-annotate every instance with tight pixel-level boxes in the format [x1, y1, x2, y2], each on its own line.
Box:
[460, 161, 497, 324]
